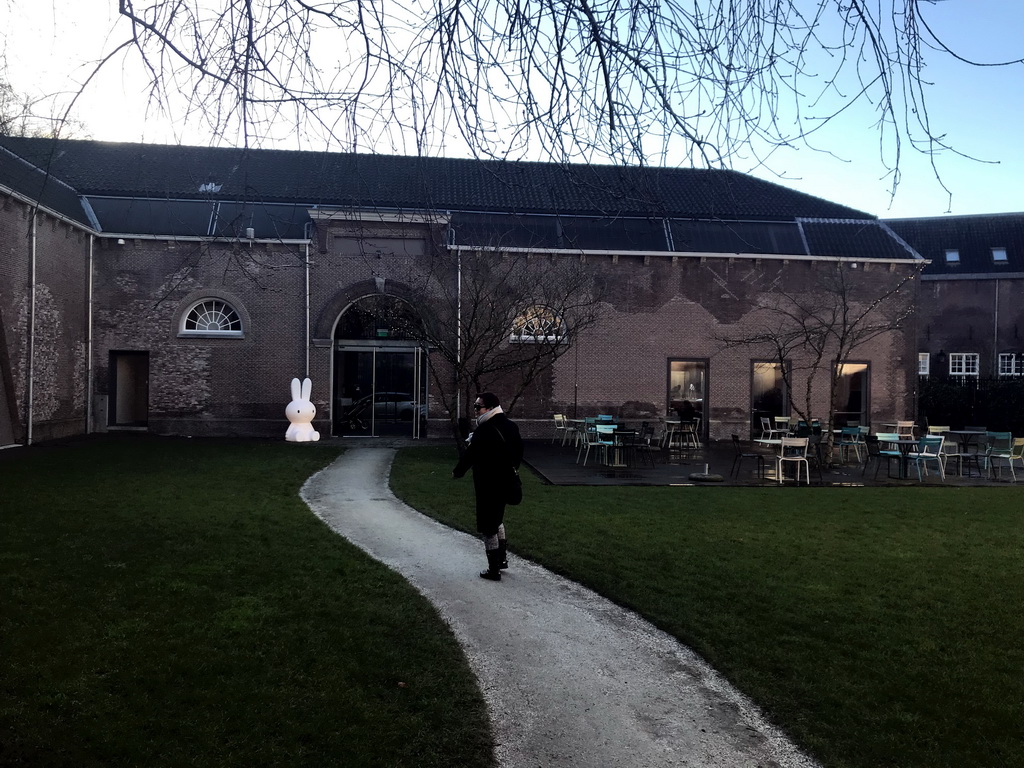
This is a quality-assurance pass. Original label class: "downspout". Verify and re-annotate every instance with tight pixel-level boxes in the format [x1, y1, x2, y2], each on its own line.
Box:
[86, 235, 94, 433]
[26, 212, 37, 445]
[456, 248, 462, 422]
[993, 278, 1000, 375]
[304, 242, 310, 377]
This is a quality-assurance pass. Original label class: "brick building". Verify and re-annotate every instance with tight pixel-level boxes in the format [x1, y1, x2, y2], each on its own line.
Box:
[0, 137, 923, 445]
[886, 213, 1024, 380]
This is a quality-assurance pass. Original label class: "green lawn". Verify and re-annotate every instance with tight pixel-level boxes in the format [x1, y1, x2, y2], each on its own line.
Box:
[1, 437, 495, 768]
[391, 445, 1024, 768]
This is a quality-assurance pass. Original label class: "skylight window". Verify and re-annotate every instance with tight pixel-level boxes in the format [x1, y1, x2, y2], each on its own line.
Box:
[944, 249, 960, 263]
[992, 247, 1008, 263]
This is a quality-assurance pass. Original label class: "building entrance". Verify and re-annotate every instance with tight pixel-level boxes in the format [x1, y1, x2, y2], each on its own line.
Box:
[332, 295, 428, 438]
[333, 344, 427, 437]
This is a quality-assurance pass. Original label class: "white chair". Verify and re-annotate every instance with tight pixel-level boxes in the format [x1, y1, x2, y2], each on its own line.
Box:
[896, 421, 916, 437]
[776, 437, 810, 485]
[908, 435, 945, 481]
[760, 416, 786, 441]
[550, 413, 568, 444]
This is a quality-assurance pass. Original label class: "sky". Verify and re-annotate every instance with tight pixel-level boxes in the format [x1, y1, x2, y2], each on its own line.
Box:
[2, 1, 1022, 220]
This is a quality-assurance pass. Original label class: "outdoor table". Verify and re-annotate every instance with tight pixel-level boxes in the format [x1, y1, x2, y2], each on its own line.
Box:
[891, 438, 920, 479]
[947, 429, 985, 453]
[606, 430, 638, 468]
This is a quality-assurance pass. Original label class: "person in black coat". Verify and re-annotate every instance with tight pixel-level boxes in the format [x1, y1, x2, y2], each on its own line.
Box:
[452, 392, 523, 581]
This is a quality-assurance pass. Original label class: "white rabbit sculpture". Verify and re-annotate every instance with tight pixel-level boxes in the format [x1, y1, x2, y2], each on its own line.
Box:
[285, 377, 320, 442]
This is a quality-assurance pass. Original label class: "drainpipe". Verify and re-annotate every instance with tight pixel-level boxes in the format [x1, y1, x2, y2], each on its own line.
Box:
[993, 279, 1000, 375]
[26, 212, 37, 445]
[456, 248, 462, 422]
[86, 235, 94, 433]
[304, 242, 310, 377]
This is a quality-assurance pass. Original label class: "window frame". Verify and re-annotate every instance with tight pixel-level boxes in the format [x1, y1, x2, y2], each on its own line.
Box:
[509, 305, 567, 344]
[179, 298, 244, 338]
[918, 352, 930, 376]
[949, 352, 979, 377]
[944, 249, 960, 264]
[998, 353, 1021, 377]
[992, 246, 1009, 264]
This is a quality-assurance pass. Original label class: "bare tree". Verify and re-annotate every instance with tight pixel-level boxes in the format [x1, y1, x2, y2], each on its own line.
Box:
[111, 0, 1023, 193]
[0, 58, 89, 139]
[720, 259, 923, 463]
[370, 246, 605, 440]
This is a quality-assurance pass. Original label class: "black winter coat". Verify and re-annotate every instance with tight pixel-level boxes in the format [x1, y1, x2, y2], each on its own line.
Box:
[453, 412, 523, 534]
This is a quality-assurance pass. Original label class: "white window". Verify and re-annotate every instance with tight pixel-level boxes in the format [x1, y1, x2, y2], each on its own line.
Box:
[949, 352, 979, 376]
[992, 247, 1008, 263]
[181, 299, 243, 337]
[944, 249, 960, 263]
[999, 353, 1020, 377]
[510, 305, 566, 344]
[918, 352, 930, 376]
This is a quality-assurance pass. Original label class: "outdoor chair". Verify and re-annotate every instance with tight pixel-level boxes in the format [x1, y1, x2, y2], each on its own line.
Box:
[551, 413, 568, 445]
[833, 426, 865, 464]
[987, 437, 1024, 482]
[862, 435, 896, 479]
[579, 423, 617, 467]
[634, 423, 659, 467]
[907, 435, 945, 481]
[730, 434, 766, 479]
[895, 421, 916, 437]
[984, 432, 1015, 480]
[775, 437, 811, 485]
[759, 416, 786, 441]
[866, 433, 903, 479]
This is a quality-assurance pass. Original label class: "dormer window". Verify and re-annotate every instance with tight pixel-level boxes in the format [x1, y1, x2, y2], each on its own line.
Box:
[944, 249, 960, 263]
[992, 247, 1008, 264]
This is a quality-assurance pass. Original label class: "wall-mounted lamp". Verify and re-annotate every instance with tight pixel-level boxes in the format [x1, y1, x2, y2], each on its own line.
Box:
[116, 238, 126, 245]
[936, 349, 947, 367]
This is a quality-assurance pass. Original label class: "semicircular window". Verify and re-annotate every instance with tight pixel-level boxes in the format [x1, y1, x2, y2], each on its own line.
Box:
[181, 299, 243, 337]
[510, 305, 566, 344]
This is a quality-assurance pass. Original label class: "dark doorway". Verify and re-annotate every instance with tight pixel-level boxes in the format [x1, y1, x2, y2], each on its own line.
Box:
[109, 351, 149, 427]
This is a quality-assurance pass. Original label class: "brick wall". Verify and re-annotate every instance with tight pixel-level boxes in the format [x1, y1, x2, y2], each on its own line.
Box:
[0, 196, 91, 443]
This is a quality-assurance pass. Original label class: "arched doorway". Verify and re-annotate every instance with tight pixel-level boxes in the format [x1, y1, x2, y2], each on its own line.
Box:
[333, 295, 428, 437]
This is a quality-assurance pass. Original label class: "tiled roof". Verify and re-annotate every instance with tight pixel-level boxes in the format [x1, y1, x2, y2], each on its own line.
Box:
[885, 213, 1024, 276]
[0, 144, 93, 226]
[0, 136, 875, 221]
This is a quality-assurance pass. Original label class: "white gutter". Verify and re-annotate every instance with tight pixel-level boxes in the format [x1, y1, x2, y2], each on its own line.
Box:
[26, 213, 37, 445]
[446, 244, 924, 265]
[304, 241, 311, 377]
[86, 234, 95, 433]
[456, 249, 462, 423]
[994, 279, 1000, 376]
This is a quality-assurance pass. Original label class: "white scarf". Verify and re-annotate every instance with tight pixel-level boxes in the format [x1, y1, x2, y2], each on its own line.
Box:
[475, 404, 503, 427]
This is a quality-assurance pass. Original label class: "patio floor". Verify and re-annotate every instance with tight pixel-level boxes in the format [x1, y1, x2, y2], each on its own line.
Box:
[523, 437, 1019, 488]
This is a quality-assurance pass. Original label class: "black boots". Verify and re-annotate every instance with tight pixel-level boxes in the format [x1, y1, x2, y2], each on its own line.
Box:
[479, 549, 504, 581]
[497, 539, 508, 570]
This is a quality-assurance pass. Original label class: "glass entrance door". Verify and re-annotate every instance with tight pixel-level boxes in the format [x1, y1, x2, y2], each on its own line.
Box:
[333, 344, 427, 437]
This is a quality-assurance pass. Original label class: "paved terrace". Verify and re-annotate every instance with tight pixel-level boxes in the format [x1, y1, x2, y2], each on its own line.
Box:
[519, 437, 1017, 488]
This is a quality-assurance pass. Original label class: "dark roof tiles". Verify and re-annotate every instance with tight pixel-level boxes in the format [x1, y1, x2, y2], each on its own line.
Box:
[885, 214, 1024, 275]
[0, 136, 875, 221]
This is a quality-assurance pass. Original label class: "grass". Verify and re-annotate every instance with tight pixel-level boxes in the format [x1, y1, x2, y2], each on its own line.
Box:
[0, 436, 495, 768]
[391, 445, 1024, 768]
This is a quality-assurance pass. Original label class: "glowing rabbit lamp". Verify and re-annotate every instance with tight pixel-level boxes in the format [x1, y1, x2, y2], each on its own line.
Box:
[285, 377, 320, 442]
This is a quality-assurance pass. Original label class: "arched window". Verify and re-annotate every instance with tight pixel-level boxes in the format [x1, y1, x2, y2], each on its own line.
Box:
[510, 305, 566, 344]
[180, 299, 243, 337]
